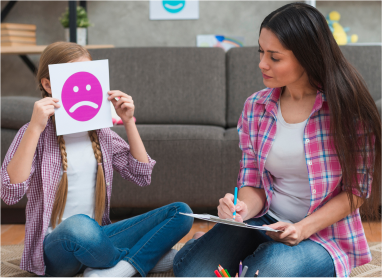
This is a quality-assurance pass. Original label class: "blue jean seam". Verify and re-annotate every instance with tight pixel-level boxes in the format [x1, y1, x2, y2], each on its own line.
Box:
[126, 205, 179, 275]
[125, 257, 145, 277]
[107, 206, 170, 238]
[44, 238, 118, 267]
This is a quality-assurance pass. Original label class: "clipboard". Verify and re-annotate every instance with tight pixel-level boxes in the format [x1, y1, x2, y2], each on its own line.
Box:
[179, 213, 282, 232]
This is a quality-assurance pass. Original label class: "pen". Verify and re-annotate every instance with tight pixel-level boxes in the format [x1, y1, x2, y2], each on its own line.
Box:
[239, 266, 248, 277]
[233, 187, 238, 220]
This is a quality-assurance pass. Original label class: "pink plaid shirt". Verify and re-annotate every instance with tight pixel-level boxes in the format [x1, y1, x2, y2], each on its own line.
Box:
[237, 87, 373, 277]
[1, 119, 156, 276]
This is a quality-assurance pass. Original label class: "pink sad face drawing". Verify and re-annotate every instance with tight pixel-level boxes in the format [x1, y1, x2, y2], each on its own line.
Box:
[61, 72, 103, 121]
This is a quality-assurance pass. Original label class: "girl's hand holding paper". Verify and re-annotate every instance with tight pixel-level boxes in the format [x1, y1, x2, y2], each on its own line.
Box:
[108, 90, 135, 124]
[218, 193, 248, 223]
[30, 97, 61, 134]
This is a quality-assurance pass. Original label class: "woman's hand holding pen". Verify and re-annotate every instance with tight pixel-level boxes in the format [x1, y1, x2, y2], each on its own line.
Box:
[108, 90, 135, 124]
[264, 222, 305, 246]
[217, 193, 248, 223]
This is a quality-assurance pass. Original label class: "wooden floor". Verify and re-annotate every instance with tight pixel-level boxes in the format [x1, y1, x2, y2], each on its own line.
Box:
[1, 220, 381, 246]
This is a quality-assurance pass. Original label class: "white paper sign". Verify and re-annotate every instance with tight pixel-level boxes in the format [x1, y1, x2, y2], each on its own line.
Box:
[150, 0, 199, 20]
[49, 59, 113, 136]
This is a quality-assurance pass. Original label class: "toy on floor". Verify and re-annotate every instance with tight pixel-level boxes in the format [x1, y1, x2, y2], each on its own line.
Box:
[326, 11, 358, 45]
[111, 101, 136, 125]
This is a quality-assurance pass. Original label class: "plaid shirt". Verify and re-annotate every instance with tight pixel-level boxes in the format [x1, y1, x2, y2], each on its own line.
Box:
[1, 119, 156, 276]
[237, 87, 373, 277]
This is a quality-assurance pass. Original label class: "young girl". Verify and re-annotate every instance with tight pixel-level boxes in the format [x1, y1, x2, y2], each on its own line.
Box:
[1, 42, 193, 277]
[174, 3, 381, 277]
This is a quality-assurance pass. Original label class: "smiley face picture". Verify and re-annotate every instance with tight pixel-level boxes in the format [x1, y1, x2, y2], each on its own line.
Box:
[150, 0, 198, 20]
[61, 71, 103, 122]
[162, 0, 186, 13]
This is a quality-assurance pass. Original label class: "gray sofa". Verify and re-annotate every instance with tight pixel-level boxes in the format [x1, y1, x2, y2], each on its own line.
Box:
[1, 46, 381, 222]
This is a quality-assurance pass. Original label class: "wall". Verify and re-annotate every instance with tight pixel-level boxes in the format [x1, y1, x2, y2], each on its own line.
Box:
[1, 1, 381, 97]
[317, 1, 381, 43]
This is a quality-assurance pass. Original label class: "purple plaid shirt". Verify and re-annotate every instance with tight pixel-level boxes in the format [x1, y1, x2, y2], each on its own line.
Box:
[237, 87, 373, 277]
[1, 119, 156, 276]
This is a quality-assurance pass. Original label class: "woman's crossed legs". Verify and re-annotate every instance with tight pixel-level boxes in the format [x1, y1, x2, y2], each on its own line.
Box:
[173, 214, 335, 277]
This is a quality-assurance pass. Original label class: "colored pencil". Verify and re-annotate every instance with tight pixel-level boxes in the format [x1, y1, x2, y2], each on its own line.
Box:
[236, 273, 239, 277]
[254, 270, 259, 277]
[215, 270, 222, 277]
[219, 266, 229, 278]
[240, 266, 248, 277]
[239, 261, 242, 276]
[225, 269, 231, 277]
[233, 187, 238, 220]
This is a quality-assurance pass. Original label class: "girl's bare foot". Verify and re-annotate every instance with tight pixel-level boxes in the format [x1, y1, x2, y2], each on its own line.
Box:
[192, 231, 205, 240]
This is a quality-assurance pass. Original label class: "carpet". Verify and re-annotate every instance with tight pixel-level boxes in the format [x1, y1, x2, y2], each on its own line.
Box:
[1, 243, 381, 277]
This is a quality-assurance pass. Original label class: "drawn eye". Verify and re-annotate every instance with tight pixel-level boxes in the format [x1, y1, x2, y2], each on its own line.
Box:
[86, 84, 91, 91]
[73, 86, 79, 93]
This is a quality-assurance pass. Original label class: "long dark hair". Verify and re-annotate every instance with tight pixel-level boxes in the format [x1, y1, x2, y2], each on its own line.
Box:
[260, 2, 381, 220]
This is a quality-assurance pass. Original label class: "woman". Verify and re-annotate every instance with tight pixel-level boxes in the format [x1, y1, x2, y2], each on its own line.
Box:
[173, 3, 381, 277]
[1, 42, 193, 277]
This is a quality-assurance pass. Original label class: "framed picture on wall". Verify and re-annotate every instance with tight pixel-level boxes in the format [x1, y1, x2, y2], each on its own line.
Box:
[150, 0, 199, 20]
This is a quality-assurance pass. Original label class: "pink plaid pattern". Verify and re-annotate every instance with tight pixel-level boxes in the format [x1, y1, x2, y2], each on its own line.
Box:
[1, 119, 156, 276]
[237, 87, 373, 277]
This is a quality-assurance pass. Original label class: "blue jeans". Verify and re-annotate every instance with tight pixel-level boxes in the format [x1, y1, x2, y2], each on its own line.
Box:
[173, 213, 335, 277]
[42, 202, 193, 277]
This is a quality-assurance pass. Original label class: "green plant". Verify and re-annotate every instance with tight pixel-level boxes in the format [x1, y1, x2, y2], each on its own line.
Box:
[59, 6, 92, 28]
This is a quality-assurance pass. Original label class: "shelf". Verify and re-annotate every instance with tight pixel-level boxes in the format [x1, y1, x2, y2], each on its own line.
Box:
[1, 44, 114, 55]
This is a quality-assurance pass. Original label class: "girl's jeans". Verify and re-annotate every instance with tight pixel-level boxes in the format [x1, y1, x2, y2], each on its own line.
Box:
[173, 213, 336, 277]
[42, 202, 193, 277]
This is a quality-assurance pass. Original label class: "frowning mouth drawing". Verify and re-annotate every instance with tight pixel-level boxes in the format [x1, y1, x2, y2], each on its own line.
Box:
[69, 101, 99, 113]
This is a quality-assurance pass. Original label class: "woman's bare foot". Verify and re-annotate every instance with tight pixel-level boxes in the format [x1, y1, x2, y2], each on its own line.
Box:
[192, 231, 205, 240]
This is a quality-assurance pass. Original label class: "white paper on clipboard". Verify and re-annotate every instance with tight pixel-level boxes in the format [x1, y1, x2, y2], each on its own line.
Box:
[179, 213, 282, 232]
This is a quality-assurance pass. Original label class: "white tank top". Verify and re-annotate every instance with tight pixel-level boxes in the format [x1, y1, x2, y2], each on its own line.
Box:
[265, 100, 311, 224]
[47, 131, 97, 234]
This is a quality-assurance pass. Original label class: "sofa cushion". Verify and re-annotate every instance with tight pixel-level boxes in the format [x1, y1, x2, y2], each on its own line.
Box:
[222, 128, 241, 192]
[1, 97, 39, 129]
[340, 45, 381, 102]
[89, 48, 226, 127]
[226, 47, 264, 128]
[110, 125, 228, 208]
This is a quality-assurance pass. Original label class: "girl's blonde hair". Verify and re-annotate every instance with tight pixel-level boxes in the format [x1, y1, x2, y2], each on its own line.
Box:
[36, 42, 106, 228]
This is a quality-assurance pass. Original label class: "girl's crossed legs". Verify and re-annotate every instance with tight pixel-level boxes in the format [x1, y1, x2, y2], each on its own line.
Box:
[173, 214, 335, 277]
[43, 202, 193, 277]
